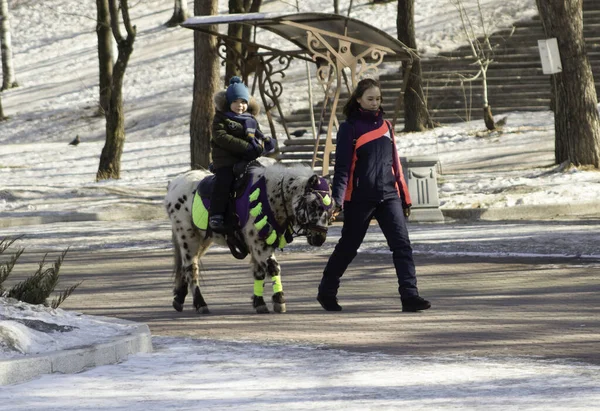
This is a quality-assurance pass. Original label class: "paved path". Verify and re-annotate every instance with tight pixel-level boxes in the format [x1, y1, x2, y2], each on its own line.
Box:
[13, 249, 600, 364]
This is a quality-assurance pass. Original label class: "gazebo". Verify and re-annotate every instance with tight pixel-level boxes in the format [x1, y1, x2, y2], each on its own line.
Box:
[181, 12, 416, 175]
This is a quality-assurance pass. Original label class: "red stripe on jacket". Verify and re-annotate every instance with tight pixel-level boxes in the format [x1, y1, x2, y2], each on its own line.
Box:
[343, 120, 412, 207]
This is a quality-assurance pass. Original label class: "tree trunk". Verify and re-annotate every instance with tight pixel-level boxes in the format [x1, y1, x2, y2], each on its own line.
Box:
[190, 0, 220, 170]
[333, 0, 339, 14]
[483, 105, 495, 130]
[225, 0, 248, 84]
[0, 0, 17, 90]
[240, 0, 262, 80]
[481, 67, 495, 130]
[96, 0, 136, 181]
[397, 0, 432, 132]
[0, 92, 6, 121]
[165, 0, 189, 27]
[536, 0, 600, 167]
[96, 0, 112, 116]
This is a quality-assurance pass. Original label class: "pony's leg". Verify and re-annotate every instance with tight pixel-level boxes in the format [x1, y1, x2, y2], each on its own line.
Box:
[171, 230, 188, 312]
[190, 238, 211, 314]
[172, 279, 188, 312]
[251, 257, 269, 314]
[173, 227, 211, 314]
[267, 255, 286, 313]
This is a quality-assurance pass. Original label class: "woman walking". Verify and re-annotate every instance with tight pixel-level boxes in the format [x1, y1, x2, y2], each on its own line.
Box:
[317, 78, 431, 313]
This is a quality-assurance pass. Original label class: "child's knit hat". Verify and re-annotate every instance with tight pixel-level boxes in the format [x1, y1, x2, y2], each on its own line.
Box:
[226, 76, 250, 105]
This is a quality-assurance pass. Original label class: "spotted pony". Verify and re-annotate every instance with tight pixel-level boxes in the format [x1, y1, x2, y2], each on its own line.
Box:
[164, 162, 334, 314]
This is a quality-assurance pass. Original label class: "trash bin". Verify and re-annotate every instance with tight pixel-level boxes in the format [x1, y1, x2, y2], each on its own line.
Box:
[400, 156, 444, 222]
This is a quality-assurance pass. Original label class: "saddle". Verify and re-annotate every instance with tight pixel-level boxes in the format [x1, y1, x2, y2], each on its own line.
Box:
[193, 160, 261, 260]
[197, 161, 254, 200]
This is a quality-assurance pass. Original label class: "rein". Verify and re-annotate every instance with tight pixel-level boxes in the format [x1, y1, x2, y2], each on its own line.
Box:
[280, 176, 305, 238]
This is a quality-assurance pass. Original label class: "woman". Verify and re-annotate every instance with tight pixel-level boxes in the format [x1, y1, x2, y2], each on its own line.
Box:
[317, 78, 431, 312]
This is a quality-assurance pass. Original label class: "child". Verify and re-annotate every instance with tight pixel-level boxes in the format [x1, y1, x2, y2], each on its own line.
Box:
[209, 76, 274, 233]
[317, 78, 431, 313]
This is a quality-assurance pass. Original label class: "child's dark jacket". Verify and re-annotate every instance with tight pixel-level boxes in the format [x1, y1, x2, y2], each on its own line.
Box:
[211, 90, 262, 168]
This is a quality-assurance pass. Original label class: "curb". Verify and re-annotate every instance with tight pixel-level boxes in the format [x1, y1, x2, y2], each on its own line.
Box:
[0, 204, 166, 228]
[441, 202, 600, 222]
[0, 317, 153, 386]
[2, 202, 600, 229]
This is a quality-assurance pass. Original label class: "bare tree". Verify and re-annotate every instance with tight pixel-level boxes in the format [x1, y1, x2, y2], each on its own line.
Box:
[165, 0, 189, 28]
[0, 92, 6, 121]
[397, 0, 433, 131]
[451, 0, 497, 130]
[96, 0, 136, 181]
[225, 0, 247, 83]
[225, 0, 262, 84]
[96, 0, 112, 116]
[0, 0, 18, 90]
[190, 0, 220, 170]
[536, 0, 600, 168]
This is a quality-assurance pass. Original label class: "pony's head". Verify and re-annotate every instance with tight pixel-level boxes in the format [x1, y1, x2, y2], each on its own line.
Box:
[295, 174, 334, 246]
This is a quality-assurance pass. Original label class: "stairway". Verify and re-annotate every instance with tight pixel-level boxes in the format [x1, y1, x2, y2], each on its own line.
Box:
[282, 0, 600, 132]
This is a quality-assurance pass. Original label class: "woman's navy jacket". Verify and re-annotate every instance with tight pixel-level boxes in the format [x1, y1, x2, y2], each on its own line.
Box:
[331, 108, 412, 208]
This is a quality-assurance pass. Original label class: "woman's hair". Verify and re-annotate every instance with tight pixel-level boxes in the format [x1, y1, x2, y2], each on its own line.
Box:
[342, 78, 382, 119]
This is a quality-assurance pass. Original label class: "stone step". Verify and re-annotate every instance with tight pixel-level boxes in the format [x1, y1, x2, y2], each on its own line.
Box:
[284, 1, 600, 168]
[285, 96, 553, 120]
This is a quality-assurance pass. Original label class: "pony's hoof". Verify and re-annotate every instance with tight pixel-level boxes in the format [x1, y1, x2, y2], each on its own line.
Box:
[196, 305, 210, 314]
[172, 300, 184, 312]
[273, 302, 287, 313]
[272, 292, 286, 313]
[255, 305, 270, 314]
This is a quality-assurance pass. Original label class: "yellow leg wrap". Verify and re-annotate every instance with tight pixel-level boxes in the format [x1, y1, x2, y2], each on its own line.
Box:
[271, 276, 283, 294]
[254, 279, 264, 297]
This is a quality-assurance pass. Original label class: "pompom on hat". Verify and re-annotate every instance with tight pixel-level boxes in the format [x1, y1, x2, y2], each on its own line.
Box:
[225, 76, 250, 105]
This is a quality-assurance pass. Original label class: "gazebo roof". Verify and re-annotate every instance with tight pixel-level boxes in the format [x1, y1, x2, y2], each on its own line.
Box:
[181, 12, 415, 61]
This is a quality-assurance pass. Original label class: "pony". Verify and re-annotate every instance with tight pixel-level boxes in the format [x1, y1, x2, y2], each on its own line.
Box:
[164, 161, 333, 314]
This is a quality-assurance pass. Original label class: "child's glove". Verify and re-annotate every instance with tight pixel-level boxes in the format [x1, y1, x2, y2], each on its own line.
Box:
[244, 138, 264, 160]
[263, 137, 276, 154]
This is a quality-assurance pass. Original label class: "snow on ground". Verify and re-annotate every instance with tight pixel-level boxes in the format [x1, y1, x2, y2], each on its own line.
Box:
[0, 0, 599, 405]
[0, 297, 136, 358]
[1, 336, 600, 410]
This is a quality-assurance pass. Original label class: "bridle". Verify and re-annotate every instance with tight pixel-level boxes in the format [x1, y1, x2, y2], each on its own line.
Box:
[279, 176, 332, 238]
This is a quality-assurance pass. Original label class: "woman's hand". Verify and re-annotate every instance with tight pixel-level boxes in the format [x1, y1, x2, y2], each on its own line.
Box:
[330, 204, 342, 224]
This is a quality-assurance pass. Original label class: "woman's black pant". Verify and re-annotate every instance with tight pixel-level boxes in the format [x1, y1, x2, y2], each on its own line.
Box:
[318, 197, 419, 299]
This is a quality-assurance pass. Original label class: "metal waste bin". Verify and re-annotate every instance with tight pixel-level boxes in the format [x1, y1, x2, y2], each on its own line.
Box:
[400, 156, 444, 222]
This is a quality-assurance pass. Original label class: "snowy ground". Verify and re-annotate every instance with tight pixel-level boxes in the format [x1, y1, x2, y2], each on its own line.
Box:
[0, 0, 599, 406]
[1, 336, 600, 410]
[0, 298, 137, 359]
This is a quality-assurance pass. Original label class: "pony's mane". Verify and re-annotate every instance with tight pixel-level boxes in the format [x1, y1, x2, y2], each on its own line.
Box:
[261, 162, 314, 182]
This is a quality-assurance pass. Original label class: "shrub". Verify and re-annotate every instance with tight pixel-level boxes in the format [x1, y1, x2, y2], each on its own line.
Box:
[0, 236, 80, 309]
